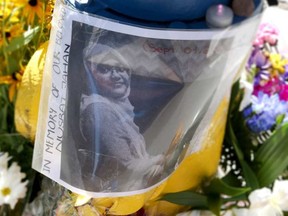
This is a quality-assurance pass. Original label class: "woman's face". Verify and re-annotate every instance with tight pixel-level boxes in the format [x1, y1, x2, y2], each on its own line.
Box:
[91, 56, 130, 99]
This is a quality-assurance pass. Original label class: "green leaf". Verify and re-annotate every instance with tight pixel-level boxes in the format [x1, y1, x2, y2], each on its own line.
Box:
[221, 171, 242, 187]
[228, 79, 242, 114]
[161, 191, 208, 208]
[255, 123, 288, 187]
[228, 123, 244, 160]
[3, 27, 40, 53]
[276, 114, 285, 125]
[204, 178, 250, 197]
[223, 194, 247, 203]
[207, 194, 221, 216]
[227, 123, 259, 189]
[240, 160, 259, 189]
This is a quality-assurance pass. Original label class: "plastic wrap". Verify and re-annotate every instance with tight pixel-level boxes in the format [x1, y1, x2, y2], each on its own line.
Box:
[32, 0, 262, 214]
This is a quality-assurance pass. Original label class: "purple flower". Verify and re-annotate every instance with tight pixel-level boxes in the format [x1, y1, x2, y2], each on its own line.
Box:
[251, 92, 271, 114]
[282, 65, 288, 82]
[251, 92, 287, 116]
[242, 105, 253, 119]
[245, 91, 288, 133]
[272, 99, 288, 117]
[247, 48, 270, 70]
[246, 112, 275, 133]
[247, 48, 271, 86]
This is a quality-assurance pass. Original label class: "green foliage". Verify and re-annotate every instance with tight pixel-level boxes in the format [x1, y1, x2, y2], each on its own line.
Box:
[0, 85, 36, 216]
[255, 123, 288, 187]
[203, 178, 250, 197]
[161, 191, 208, 208]
[0, 85, 16, 133]
[1, 27, 40, 54]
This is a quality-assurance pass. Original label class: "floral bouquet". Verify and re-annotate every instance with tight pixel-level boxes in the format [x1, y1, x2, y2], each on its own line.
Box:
[163, 9, 288, 216]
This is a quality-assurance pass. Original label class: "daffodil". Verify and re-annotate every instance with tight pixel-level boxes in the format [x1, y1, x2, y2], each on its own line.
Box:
[0, 159, 28, 209]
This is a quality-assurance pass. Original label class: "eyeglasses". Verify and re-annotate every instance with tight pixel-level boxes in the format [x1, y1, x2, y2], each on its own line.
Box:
[96, 64, 129, 75]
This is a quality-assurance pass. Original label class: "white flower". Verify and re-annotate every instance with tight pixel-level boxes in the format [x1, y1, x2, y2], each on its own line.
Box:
[0, 162, 28, 209]
[176, 180, 288, 216]
[246, 187, 283, 216]
[239, 77, 253, 111]
[176, 210, 234, 216]
[272, 180, 288, 211]
[176, 210, 215, 216]
[248, 187, 272, 208]
[0, 152, 10, 170]
[231, 208, 249, 216]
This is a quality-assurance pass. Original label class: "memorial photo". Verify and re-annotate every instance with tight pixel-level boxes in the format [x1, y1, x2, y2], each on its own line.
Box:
[60, 21, 186, 192]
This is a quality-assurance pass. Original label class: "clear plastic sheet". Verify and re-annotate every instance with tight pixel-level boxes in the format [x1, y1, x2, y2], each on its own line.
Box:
[32, 0, 262, 206]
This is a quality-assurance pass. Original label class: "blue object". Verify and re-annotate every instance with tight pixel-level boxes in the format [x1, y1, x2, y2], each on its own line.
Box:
[94, 0, 230, 22]
[69, 0, 262, 29]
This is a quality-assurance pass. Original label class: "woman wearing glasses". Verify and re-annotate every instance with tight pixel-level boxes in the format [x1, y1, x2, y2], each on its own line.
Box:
[79, 43, 164, 192]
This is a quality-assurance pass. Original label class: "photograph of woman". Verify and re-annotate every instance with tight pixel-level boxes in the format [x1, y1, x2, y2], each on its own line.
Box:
[60, 22, 186, 193]
[77, 42, 165, 191]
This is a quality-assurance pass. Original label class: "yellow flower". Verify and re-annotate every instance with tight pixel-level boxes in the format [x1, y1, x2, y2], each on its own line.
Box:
[269, 53, 288, 74]
[19, 0, 44, 24]
[0, 2, 21, 23]
[0, 69, 23, 101]
[0, 23, 24, 46]
[43, 0, 55, 32]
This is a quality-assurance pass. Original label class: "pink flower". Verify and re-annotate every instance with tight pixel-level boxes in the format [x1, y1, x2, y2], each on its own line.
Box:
[253, 23, 279, 47]
[279, 84, 288, 101]
[253, 77, 282, 96]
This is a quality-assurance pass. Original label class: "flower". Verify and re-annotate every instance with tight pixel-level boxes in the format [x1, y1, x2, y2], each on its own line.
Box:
[279, 84, 288, 101]
[253, 77, 282, 96]
[0, 154, 28, 209]
[0, 153, 10, 170]
[239, 81, 253, 112]
[269, 53, 288, 74]
[0, 2, 21, 23]
[176, 210, 216, 216]
[236, 181, 288, 216]
[0, 70, 24, 101]
[247, 48, 269, 69]
[253, 23, 279, 48]
[244, 91, 288, 133]
[20, 0, 44, 24]
[271, 180, 288, 211]
[246, 111, 275, 133]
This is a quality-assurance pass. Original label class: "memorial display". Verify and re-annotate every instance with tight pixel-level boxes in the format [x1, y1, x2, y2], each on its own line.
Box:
[4, 1, 288, 216]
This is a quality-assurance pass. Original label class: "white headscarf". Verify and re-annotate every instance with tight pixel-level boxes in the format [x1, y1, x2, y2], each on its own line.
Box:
[83, 43, 132, 100]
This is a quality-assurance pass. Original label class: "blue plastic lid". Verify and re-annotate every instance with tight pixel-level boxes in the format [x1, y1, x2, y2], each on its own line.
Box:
[67, 0, 262, 29]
